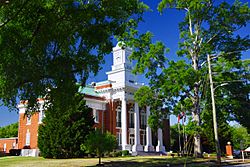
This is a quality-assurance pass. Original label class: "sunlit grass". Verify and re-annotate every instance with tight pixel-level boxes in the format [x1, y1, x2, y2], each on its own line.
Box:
[0, 156, 249, 167]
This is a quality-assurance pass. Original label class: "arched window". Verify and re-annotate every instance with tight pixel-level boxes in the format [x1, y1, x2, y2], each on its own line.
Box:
[116, 106, 121, 127]
[140, 109, 146, 129]
[25, 129, 30, 146]
[129, 107, 134, 128]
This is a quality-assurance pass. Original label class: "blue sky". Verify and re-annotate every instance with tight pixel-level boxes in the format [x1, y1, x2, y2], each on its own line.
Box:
[0, 0, 249, 127]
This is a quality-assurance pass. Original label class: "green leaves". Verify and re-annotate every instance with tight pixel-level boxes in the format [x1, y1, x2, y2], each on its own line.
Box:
[134, 86, 154, 107]
[0, 0, 147, 110]
[81, 129, 117, 164]
[231, 125, 250, 150]
[38, 93, 95, 158]
[125, 0, 249, 154]
[0, 122, 18, 138]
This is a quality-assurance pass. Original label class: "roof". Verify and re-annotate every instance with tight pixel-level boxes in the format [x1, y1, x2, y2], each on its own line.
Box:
[95, 80, 112, 86]
[78, 85, 100, 97]
[245, 147, 250, 152]
[0, 137, 18, 140]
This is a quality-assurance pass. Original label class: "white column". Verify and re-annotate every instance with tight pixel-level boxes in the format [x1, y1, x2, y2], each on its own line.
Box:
[121, 98, 129, 150]
[156, 128, 166, 152]
[132, 102, 143, 152]
[144, 106, 155, 152]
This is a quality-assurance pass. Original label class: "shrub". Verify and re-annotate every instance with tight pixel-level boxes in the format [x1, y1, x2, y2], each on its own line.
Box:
[9, 149, 21, 156]
[81, 129, 117, 165]
[0, 151, 5, 157]
[121, 150, 130, 156]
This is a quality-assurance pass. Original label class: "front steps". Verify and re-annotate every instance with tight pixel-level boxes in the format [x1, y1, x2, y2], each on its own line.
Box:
[131, 151, 167, 156]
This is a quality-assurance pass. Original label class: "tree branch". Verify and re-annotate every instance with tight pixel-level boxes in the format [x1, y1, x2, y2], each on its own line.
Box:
[206, 34, 218, 44]
[0, 0, 29, 28]
[187, 8, 193, 36]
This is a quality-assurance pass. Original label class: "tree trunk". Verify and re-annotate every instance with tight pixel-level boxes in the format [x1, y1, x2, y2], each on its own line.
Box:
[99, 155, 101, 165]
[192, 54, 202, 157]
[193, 112, 202, 157]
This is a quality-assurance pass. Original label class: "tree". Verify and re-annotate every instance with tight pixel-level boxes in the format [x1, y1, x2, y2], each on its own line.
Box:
[134, 86, 167, 132]
[38, 93, 94, 158]
[231, 125, 250, 150]
[201, 108, 233, 154]
[122, 0, 249, 157]
[81, 129, 117, 165]
[0, 0, 148, 111]
[0, 122, 18, 138]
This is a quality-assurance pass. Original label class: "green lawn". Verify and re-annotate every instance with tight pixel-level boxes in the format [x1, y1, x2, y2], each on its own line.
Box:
[0, 156, 249, 167]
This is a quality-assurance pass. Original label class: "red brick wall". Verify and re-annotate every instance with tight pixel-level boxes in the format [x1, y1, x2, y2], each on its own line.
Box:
[18, 113, 40, 149]
[0, 138, 18, 153]
[93, 109, 104, 130]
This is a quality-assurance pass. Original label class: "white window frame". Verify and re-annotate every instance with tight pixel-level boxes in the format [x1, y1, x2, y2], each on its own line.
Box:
[12, 142, 16, 149]
[93, 109, 99, 123]
[116, 132, 122, 146]
[3, 143, 6, 152]
[128, 107, 134, 128]
[25, 130, 30, 146]
[116, 106, 121, 128]
[140, 109, 147, 129]
[129, 133, 135, 145]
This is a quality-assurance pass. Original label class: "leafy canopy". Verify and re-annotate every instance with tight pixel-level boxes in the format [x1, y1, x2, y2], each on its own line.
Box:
[125, 0, 250, 128]
[122, 0, 250, 156]
[0, 0, 148, 110]
[81, 129, 117, 165]
[0, 122, 18, 138]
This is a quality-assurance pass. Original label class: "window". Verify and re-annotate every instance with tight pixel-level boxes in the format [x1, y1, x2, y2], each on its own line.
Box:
[116, 106, 121, 127]
[129, 133, 134, 145]
[140, 109, 147, 129]
[129, 107, 134, 128]
[116, 132, 122, 146]
[141, 130, 146, 146]
[38, 109, 45, 123]
[12, 142, 16, 149]
[93, 109, 99, 123]
[26, 129, 30, 146]
[3, 143, 6, 152]
[26, 115, 31, 125]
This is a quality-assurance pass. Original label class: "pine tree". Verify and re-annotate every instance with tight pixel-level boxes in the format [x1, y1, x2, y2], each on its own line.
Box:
[38, 93, 94, 158]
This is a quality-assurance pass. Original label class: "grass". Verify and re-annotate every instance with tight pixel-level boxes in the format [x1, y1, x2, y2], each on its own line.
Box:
[0, 156, 249, 167]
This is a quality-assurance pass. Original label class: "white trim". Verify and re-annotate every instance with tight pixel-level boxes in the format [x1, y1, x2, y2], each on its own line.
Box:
[93, 109, 99, 123]
[18, 104, 27, 114]
[25, 130, 30, 146]
[0, 137, 18, 140]
[85, 98, 106, 110]
[3, 143, 6, 152]
[84, 97, 106, 103]
[38, 110, 45, 124]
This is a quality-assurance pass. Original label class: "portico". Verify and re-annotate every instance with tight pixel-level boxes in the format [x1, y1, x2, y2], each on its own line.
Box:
[113, 98, 165, 153]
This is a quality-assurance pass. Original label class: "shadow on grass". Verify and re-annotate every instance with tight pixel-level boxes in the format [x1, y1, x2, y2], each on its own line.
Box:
[85, 157, 217, 167]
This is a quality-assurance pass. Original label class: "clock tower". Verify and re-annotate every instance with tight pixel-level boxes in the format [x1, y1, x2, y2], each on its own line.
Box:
[106, 42, 136, 84]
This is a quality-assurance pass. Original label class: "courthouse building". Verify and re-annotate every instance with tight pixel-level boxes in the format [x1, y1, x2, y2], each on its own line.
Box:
[0, 43, 170, 156]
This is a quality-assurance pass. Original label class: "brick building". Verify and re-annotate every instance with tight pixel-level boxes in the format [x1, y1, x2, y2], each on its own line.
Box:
[2, 43, 170, 156]
[0, 137, 18, 154]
